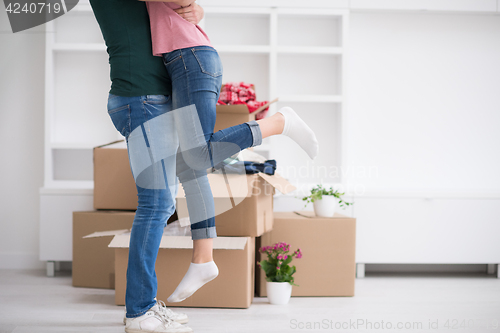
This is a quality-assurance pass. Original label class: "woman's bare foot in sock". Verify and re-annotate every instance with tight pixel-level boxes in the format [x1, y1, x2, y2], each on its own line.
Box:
[277, 107, 318, 159]
[167, 261, 219, 303]
[257, 107, 319, 159]
[167, 238, 218, 303]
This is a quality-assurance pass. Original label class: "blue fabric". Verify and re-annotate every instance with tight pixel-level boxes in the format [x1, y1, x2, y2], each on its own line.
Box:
[244, 159, 277, 175]
[216, 160, 277, 175]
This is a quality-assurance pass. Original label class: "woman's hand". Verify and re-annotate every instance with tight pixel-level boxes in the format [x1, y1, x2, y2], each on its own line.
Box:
[174, 2, 204, 25]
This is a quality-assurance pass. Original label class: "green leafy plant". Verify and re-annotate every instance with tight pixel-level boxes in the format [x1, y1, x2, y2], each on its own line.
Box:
[258, 242, 302, 286]
[302, 184, 353, 208]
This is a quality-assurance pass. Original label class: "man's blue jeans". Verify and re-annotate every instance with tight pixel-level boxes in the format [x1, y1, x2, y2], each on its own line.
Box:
[106, 46, 262, 318]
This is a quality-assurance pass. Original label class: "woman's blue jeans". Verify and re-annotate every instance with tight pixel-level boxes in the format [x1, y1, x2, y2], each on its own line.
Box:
[106, 46, 262, 318]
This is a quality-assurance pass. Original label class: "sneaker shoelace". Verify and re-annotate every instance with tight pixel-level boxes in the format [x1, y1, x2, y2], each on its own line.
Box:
[152, 306, 174, 327]
[156, 300, 177, 321]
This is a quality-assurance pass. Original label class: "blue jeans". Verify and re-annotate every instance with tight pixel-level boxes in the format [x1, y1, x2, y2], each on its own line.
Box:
[106, 46, 262, 318]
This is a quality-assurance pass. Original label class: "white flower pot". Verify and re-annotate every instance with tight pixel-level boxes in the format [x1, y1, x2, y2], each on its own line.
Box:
[266, 281, 292, 305]
[313, 195, 338, 217]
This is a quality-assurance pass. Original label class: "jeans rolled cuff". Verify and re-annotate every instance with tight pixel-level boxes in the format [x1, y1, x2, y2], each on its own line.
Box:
[246, 120, 262, 147]
[126, 301, 156, 318]
[191, 226, 217, 240]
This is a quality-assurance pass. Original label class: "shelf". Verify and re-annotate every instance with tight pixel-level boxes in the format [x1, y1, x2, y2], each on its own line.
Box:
[52, 43, 106, 52]
[277, 53, 342, 96]
[215, 45, 270, 54]
[277, 13, 342, 48]
[42, 180, 94, 191]
[54, 7, 104, 44]
[276, 46, 342, 55]
[205, 11, 270, 46]
[276, 7, 348, 16]
[51, 142, 116, 149]
[204, 6, 272, 14]
[52, 52, 115, 145]
[279, 95, 343, 103]
[218, 53, 270, 100]
[39, 187, 94, 195]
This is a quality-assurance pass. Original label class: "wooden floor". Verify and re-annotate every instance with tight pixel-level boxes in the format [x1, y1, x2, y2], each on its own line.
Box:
[0, 270, 499, 333]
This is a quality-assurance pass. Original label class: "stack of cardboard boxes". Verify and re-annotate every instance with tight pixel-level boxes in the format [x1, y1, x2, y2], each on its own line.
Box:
[73, 105, 289, 308]
[72, 103, 357, 309]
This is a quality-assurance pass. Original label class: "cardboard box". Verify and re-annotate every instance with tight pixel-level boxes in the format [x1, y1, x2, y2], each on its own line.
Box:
[72, 211, 135, 289]
[256, 211, 356, 297]
[93, 141, 137, 210]
[91, 232, 256, 308]
[214, 83, 265, 132]
[176, 172, 295, 237]
[214, 104, 256, 132]
[73, 210, 177, 289]
[93, 139, 295, 234]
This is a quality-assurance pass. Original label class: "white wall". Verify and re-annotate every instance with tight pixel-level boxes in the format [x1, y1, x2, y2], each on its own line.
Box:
[0, 11, 45, 269]
[348, 12, 500, 265]
[347, 12, 500, 194]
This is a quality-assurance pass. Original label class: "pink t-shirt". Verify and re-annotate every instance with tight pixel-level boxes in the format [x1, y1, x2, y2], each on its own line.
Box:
[146, 2, 212, 56]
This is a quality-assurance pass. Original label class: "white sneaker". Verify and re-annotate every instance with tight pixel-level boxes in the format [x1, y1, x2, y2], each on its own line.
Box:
[124, 300, 189, 325]
[156, 300, 189, 324]
[124, 304, 193, 333]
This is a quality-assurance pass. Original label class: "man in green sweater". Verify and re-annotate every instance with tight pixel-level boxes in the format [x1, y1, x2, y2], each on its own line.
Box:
[89, 0, 203, 332]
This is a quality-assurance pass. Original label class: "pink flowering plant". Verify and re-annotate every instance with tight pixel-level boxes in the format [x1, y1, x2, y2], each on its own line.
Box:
[258, 242, 302, 286]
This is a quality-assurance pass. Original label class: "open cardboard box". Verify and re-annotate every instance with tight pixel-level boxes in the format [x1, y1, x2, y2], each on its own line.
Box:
[214, 104, 258, 132]
[214, 83, 273, 131]
[84, 230, 255, 308]
[73, 211, 135, 289]
[176, 172, 295, 237]
[73, 210, 177, 289]
[94, 141, 295, 236]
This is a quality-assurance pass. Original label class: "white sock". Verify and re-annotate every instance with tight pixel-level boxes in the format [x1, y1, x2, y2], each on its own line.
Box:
[277, 107, 319, 159]
[167, 261, 219, 303]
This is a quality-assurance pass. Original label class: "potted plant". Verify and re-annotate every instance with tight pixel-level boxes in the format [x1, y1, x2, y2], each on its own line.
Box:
[258, 242, 302, 305]
[302, 184, 353, 217]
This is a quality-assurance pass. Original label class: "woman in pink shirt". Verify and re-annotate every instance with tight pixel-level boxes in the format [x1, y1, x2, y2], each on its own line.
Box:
[124, 0, 319, 327]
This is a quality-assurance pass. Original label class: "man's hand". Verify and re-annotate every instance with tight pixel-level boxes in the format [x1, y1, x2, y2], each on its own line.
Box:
[140, 0, 194, 5]
[174, 3, 204, 25]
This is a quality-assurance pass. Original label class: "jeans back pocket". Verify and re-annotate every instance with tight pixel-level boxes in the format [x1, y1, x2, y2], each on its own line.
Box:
[108, 104, 131, 138]
[191, 47, 223, 78]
